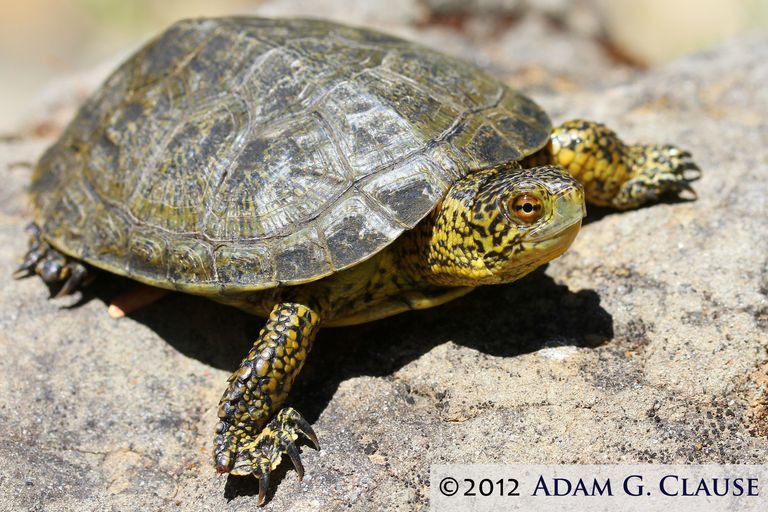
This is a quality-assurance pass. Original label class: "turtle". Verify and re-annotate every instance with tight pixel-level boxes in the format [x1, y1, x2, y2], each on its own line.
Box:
[15, 17, 699, 505]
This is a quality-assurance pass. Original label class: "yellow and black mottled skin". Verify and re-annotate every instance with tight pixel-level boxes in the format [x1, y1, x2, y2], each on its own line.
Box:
[529, 119, 700, 209]
[15, 18, 701, 506]
[213, 303, 320, 494]
[210, 163, 585, 504]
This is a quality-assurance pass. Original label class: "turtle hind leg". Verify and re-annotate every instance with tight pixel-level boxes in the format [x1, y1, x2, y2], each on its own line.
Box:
[13, 222, 92, 297]
[545, 119, 701, 209]
[214, 302, 320, 506]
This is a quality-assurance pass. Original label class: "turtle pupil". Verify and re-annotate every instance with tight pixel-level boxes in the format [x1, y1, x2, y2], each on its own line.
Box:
[509, 193, 542, 223]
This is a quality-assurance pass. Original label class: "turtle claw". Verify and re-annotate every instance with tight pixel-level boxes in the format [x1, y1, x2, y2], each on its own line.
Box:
[613, 143, 702, 209]
[14, 222, 92, 295]
[677, 181, 698, 202]
[258, 473, 270, 506]
[292, 412, 320, 450]
[54, 262, 89, 298]
[24, 221, 41, 237]
[683, 165, 702, 180]
[12, 258, 37, 278]
[671, 149, 702, 184]
[285, 436, 305, 479]
[222, 407, 318, 506]
[13, 246, 45, 278]
[14, 224, 47, 279]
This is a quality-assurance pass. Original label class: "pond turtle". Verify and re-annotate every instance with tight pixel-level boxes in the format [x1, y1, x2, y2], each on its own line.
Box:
[16, 17, 699, 504]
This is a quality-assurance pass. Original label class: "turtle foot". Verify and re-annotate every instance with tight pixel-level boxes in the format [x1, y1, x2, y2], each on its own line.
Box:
[613, 144, 701, 209]
[13, 222, 91, 297]
[548, 120, 701, 209]
[215, 407, 319, 506]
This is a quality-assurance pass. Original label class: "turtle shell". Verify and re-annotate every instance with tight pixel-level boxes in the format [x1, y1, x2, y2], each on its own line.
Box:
[30, 17, 551, 293]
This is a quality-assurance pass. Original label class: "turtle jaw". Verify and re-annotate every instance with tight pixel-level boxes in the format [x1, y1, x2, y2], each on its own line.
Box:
[519, 182, 585, 263]
[528, 183, 585, 254]
[489, 218, 582, 284]
[533, 219, 581, 262]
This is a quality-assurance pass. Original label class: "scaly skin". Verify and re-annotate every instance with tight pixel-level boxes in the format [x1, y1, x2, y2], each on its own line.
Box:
[213, 165, 585, 504]
[214, 303, 320, 505]
[526, 119, 700, 209]
[212, 120, 703, 501]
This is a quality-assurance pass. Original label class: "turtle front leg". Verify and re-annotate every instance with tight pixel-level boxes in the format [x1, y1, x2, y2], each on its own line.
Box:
[542, 119, 701, 209]
[214, 302, 320, 506]
[13, 222, 91, 297]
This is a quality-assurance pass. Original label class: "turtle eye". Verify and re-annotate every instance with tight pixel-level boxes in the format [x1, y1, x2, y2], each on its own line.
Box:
[509, 194, 543, 223]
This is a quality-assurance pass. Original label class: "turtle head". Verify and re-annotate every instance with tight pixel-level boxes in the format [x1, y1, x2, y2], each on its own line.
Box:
[474, 165, 586, 283]
[422, 165, 585, 286]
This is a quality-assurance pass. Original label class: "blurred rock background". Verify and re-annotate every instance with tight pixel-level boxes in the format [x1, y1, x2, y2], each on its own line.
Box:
[2, 0, 767, 132]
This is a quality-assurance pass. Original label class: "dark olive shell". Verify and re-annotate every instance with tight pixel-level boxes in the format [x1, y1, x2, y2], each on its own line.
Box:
[31, 17, 551, 293]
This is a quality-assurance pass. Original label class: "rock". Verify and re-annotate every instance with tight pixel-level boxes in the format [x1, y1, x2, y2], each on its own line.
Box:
[593, 0, 765, 64]
[252, 0, 631, 90]
[423, 0, 605, 40]
[253, 0, 428, 28]
[0, 19, 766, 512]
